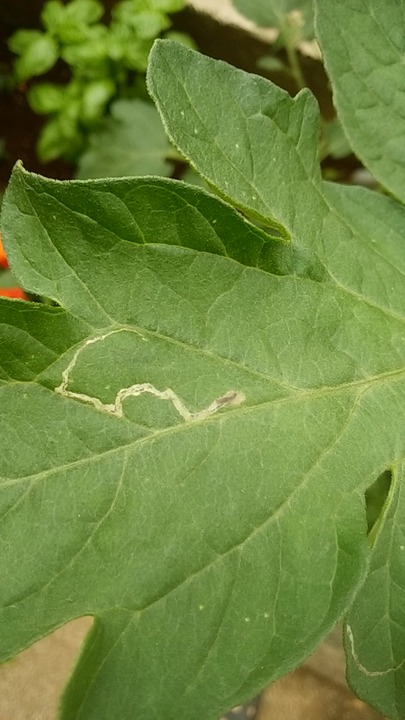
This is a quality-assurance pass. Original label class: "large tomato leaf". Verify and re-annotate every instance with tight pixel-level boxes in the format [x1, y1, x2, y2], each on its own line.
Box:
[2, 23, 405, 720]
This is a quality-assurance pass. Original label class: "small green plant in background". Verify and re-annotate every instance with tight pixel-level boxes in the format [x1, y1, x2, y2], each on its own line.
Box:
[8, 0, 191, 163]
[7, 0, 352, 177]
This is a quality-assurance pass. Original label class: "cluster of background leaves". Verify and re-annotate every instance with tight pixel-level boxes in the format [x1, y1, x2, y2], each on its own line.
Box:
[8, 0, 190, 162]
[6, 0, 356, 179]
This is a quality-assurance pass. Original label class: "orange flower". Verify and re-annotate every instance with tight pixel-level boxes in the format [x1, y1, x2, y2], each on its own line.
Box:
[0, 235, 8, 269]
[0, 233, 27, 299]
[0, 287, 27, 300]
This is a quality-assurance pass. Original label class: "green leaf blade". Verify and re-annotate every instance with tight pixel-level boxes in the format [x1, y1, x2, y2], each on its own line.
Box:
[320, 181, 405, 322]
[13, 33, 58, 81]
[0, 300, 89, 383]
[2, 165, 290, 317]
[147, 39, 323, 240]
[315, 0, 405, 203]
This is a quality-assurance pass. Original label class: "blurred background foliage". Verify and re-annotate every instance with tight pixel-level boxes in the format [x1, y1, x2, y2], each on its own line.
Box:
[1, 0, 368, 185]
[8, 0, 193, 164]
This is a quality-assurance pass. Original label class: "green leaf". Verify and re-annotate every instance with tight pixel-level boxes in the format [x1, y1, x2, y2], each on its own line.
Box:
[136, 11, 170, 38]
[123, 36, 153, 72]
[12, 33, 59, 81]
[315, 0, 405, 203]
[79, 79, 115, 124]
[41, 0, 103, 38]
[147, 40, 321, 239]
[8, 29, 45, 55]
[164, 30, 196, 49]
[60, 26, 109, 69]
[321, 117, 352, 160]
[116, 0, 185, 13]
[41, 0, 68, 33]
[345, 466, 405, 720]
[37, 112, 84, 162]
[112, 1, 167, 36]
[66, 0, 104, 24]
[76, 99, 172, 178]
[232, 0, 315, 39]
[28, 83, 66, 114]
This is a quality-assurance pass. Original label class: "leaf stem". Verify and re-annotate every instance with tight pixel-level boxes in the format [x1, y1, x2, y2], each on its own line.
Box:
[285, 40, 306, 91]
